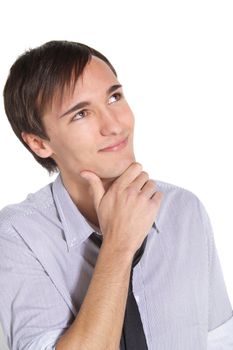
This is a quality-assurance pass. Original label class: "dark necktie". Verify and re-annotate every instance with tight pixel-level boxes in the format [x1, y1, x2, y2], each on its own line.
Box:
[89, 232, 149, 350]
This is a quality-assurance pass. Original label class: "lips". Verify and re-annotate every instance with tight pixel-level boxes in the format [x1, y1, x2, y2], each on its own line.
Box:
[99, 137, 128, 152]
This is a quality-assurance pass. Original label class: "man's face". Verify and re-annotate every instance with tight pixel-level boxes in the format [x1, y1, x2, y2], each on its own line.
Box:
[42, 56, 136, 181]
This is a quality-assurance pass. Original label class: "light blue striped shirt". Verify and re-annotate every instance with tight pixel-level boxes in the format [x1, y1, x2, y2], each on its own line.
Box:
[0, 173, 232, 349]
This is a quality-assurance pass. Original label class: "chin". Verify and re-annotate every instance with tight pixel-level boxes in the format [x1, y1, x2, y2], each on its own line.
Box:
[100, 156, 136, 180]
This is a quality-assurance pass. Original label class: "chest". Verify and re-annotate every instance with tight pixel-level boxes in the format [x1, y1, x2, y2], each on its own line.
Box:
[64, 228, 209, 349]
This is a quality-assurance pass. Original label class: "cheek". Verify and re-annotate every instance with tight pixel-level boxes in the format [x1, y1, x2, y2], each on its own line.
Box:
[122, 100, 134, 118]
[122, 106, 135, 129]
[55, 124, 97, 157]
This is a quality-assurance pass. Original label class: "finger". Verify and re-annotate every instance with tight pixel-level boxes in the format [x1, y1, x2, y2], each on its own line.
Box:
[139, 179, 157, 199]
[129, 171, 150, 192]
[151, 191, 164, 204]
[80, 171, 105, 211]
[114, 162, 143, 189]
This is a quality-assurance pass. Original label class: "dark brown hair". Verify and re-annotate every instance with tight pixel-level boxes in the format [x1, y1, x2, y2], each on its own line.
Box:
[3, 40, 117, 174]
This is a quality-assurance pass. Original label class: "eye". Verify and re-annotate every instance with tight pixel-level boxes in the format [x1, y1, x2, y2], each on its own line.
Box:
[108, 92, 122, 105]
[71, 109, 88, 121]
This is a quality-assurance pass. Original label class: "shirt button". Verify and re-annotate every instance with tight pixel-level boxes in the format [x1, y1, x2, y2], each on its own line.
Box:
[70, 238, 76, 246]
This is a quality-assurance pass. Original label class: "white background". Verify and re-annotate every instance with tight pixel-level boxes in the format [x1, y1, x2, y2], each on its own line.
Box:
[0, 1, 233, 349]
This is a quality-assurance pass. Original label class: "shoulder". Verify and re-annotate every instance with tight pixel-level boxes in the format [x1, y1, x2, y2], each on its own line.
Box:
[155, 178, 201, 207]
[154, 178, 208, 227]
[0, 182, 55, 234]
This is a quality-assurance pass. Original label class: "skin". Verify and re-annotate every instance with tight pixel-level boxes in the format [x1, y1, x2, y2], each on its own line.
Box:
[22, 56, 136, 227]
[21, 55, 164, 348]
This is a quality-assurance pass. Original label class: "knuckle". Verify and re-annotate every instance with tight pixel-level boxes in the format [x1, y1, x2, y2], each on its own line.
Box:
[139, 192, 147, 200]
[111, 179, 123, 192]
[148, 180, 156, 189]
[149, 179, 156, 187]
[127, 185, 138, 196]
[142, 179, 155, 189]
[152, 191, 164, 202]
[134, 162, 143, 171]
[141, 171, 149, 178]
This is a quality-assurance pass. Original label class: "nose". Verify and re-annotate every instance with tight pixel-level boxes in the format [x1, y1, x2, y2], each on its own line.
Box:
[98, 107, 124, 136]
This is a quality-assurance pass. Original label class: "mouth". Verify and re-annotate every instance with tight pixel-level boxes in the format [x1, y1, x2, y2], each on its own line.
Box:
[99, 136, 128, 152]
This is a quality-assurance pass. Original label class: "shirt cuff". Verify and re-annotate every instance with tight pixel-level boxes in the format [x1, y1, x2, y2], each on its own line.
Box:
[208, 314, 233, 349]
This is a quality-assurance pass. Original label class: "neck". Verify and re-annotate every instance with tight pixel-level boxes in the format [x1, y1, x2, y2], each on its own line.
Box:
[60, 172, 116, 229]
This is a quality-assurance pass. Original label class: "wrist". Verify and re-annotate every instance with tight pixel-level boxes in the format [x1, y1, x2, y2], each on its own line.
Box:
[100, 238, 134, 264]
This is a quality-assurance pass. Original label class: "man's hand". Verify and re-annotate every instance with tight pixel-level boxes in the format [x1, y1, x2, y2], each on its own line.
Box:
[80, 162, 163, 256]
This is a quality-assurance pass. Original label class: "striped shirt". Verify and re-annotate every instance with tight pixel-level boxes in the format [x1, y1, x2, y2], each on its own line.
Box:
[0, 173, 232, 349]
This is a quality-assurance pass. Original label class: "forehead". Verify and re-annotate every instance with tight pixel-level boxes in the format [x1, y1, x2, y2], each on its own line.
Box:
[75, 56, 118, 92]
[49, 56, 119, 115]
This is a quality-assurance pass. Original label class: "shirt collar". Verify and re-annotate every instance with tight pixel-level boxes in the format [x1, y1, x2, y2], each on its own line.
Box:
[52, 173, 95, 250]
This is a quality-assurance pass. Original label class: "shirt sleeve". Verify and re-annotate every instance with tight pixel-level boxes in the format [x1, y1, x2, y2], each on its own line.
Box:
[198, 200, 233, 346]
[0, 224, 72, 350]
[24, 329, 64, 350]
[208, 316, 233, 349]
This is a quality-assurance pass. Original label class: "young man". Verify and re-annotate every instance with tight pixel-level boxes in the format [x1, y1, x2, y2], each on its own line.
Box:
[0, 41, 232, 350]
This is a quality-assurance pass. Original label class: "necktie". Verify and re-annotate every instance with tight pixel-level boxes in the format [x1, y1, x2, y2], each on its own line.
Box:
[89, 232, 149, 350]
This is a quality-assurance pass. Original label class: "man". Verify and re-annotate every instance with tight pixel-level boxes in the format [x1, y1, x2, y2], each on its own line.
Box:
[0, 40, 232, 350]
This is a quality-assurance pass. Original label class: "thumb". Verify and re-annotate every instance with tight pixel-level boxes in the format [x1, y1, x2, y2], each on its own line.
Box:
[80, 171, 105, 211]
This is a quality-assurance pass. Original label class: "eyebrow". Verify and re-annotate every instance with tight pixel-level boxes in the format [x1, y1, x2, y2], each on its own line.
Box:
[58, 84, 123, 119]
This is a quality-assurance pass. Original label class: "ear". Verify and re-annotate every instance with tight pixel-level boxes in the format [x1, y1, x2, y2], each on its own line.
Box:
[21, 132, 53, 159]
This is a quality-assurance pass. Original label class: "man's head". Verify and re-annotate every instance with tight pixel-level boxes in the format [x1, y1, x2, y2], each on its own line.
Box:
[4, 40, 135, 182]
